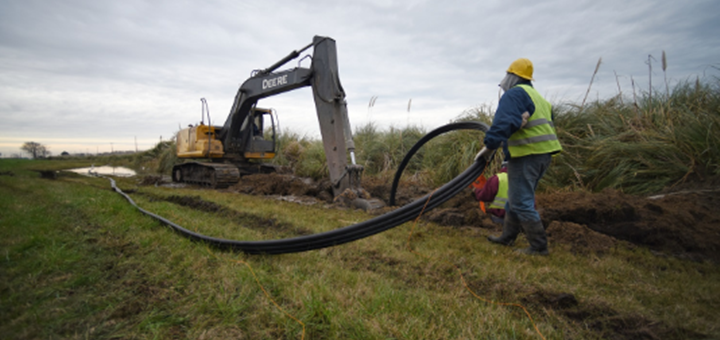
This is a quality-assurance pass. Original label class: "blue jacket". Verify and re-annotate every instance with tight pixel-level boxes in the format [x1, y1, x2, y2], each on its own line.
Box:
[483, 80, 537, 154]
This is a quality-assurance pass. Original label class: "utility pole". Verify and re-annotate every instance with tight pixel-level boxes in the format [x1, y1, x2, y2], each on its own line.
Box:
[135, 136, 138, 153]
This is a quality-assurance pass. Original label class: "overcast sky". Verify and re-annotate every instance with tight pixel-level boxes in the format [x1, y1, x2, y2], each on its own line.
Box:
[1, 0, 718, 156]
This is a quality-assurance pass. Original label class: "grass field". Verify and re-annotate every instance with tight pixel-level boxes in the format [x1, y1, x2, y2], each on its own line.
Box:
[3, 75, 719, 339]
[1, 159, 718, 339]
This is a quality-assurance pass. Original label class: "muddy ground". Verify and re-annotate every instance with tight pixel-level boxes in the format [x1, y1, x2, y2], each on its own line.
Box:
[178, 172, 720, 265]
[142, 171, 720, 264]
[138, 172, 718, 339]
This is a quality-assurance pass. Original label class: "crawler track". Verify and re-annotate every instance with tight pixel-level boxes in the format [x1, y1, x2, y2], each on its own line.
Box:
[172, 162, 240, 189]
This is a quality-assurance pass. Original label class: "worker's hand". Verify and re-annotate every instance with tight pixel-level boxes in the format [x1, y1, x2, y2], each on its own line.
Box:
[474, 147, 496, 164]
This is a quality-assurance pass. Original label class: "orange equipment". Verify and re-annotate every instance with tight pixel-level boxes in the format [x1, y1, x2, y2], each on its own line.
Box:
[469, 174, 488, 213]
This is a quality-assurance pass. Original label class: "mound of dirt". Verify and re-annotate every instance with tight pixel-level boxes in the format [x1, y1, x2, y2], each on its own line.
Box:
[360, 176, 432, 207]
[545, 221, 617, 254]
[538, 189, 720, 262]
[228, 173, 333, 203]
[189, 170, 720, 263]
[371, 183, 720, 263]
[399, 184, 720, 263]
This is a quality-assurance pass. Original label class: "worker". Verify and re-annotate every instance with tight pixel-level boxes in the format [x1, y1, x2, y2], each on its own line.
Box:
[476, 58, 562, 255]
[473, 162, 508, 225]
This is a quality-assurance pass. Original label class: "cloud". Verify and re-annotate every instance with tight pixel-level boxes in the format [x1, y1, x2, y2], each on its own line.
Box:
[0, 0, 718, 156]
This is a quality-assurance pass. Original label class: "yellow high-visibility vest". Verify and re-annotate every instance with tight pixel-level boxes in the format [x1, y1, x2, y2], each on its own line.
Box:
[488, 172, 509, 210]
[507, 84, 562, 157]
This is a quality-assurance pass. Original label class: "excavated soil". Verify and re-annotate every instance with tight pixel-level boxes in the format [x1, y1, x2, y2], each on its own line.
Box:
[425, 185, 720, 263]
[539, 189, 720, 262]
[218, 173, 720, 263]
[229, 173, 335, 204]
[143, 173, 719, 339]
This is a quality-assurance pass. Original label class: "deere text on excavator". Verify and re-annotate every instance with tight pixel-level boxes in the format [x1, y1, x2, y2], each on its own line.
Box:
[172, 36, 375, 206]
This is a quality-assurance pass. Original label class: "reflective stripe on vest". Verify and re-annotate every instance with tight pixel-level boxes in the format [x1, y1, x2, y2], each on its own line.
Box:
[507, 133, 559, 147]
[521, 117, 554, 129]
[507, 84, 562, 157]
[488, 172, 509, 210]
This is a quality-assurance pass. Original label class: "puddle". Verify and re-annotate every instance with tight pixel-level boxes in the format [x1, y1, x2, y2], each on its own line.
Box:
[67, 165, 137, 177]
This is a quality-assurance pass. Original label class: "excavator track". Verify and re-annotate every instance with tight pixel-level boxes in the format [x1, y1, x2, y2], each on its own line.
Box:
[172, 162, 240, 189]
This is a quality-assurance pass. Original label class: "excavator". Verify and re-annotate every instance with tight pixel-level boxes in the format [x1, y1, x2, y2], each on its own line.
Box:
[172, 36, 374, 205]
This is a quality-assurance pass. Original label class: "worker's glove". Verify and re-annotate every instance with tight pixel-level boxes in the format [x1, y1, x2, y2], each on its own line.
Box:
[474, 147, 496, 164]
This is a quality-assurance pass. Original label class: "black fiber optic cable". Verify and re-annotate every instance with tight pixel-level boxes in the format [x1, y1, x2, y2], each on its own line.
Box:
[103, 121, 491, 255]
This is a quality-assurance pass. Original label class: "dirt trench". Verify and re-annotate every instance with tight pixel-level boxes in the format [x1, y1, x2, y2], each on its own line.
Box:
[419, 186, 720, 263]
[518, 289, 707, 340]
[151, 172, 720, 263]
[539, 189, 720, 262]
[139, 172, 719, 339]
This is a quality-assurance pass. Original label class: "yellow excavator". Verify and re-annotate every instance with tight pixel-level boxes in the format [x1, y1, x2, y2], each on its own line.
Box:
[172, 36, 369, 203]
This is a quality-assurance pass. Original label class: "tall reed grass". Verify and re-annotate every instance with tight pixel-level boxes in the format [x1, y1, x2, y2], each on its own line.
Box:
[132, 140, 176, 174]
[267, 78, 718, 195]
[353, 123, 427, 178]
[124, 76, 718, 196]
[270, 107, 497, 187]
[547, 79, 720, 194]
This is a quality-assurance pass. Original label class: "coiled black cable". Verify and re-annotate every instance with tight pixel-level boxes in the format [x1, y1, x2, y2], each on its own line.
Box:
[105, 121, 490, 255]
[389, 121, 490, 206]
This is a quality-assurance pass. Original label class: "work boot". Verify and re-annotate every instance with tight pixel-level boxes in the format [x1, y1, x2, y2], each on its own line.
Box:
[487, 213, 521, 246]
[515, 220, 549, 256]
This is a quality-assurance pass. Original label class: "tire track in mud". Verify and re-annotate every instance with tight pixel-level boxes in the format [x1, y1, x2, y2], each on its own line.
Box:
[466, 280, 708, 340]
[133, 192, 314, 237]
[129, 177, 712, 338]
[334, 245, 707, 340]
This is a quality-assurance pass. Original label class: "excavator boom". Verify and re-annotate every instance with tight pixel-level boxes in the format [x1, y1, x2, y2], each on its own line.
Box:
[174, 36, 364, 199]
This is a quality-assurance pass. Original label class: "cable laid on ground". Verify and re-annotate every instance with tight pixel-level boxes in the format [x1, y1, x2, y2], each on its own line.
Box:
[103, 121, 490, 255]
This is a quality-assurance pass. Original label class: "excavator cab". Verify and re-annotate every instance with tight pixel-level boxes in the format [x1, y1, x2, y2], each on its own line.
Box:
[242, 107, 276, 160]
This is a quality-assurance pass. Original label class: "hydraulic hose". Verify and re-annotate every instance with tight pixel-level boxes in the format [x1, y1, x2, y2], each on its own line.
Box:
[389, 121, 490, 206]
[104, 121, 490, 255]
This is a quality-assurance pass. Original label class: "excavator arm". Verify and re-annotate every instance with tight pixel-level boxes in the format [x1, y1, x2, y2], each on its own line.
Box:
[218, 36, 359, 197]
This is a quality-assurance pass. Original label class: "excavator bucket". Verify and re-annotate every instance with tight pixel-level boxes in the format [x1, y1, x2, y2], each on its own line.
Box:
[331, 164, 385, 211]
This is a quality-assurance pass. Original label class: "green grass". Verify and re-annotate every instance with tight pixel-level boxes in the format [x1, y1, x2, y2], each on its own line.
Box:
[4, 74, 717, 339]
[1, 159, 718, 339]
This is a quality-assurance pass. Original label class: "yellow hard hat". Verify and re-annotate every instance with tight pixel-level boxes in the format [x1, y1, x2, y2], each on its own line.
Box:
[507, 58, 534, 80]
